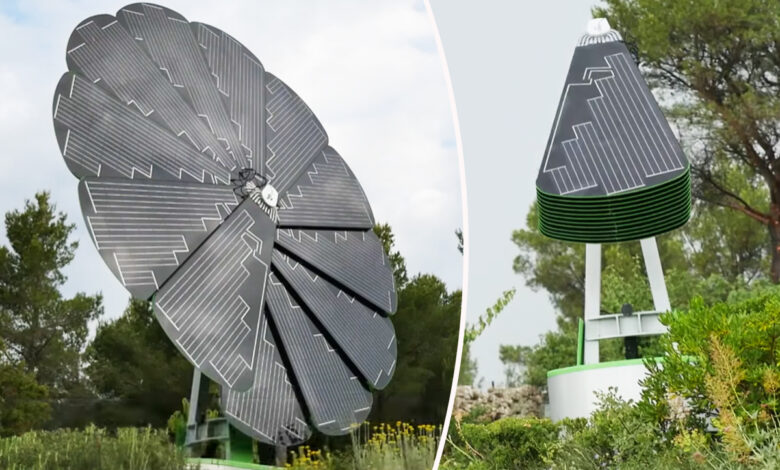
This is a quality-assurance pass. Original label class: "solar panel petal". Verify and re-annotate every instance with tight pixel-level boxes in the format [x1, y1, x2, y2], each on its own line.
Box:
[272, 251, 396, 390]
[277, 146, 375, 230]
[117, 3, 247, 171]
[265, 273, 373, 435]
[153, 200, 276, 392]
[275, 229, 397, 314]
[78, 178, 238, 299]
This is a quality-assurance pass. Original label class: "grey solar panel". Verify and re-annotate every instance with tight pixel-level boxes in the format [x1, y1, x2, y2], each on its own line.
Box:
[535, 24, 691, 243]
[154, 200, 275, 392]
[277, 146, 375, 229]
[221, 307, 311, 446]
[56, 4, 398, 445]
[272, 251, 396, 389]
[264, 74, 329, 193]
[192, 22, 268, 173]
[78, 178, 238, 299]
[117, 4, 247, 171]
[54, 73, 231, 184]
[275, 229, 397, 314]
[67, 14, 235, 169]
[265, 273, 373, 435]
[538, 40, 687, 196]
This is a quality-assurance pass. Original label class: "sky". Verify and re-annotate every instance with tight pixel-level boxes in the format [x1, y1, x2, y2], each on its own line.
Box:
[429, 0, 599, 387]
[0, 1, 462, 325]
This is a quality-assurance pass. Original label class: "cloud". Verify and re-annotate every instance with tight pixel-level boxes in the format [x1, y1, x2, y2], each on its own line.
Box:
[0, 0, 462, 322]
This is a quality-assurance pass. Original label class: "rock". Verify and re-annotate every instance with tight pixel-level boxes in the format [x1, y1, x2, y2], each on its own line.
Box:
[453, 385, 543, 422]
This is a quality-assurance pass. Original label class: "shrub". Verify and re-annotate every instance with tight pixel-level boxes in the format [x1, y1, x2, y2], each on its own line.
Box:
[552, 391, 697, 469]
[0, 362, 50, 437]
[445, 417, 559, 469]
[640, 293, 780, 453]
[286, 421, 439, 470]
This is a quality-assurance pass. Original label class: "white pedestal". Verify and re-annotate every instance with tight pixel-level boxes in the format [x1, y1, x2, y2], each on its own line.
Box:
[546, 359, 655, 421]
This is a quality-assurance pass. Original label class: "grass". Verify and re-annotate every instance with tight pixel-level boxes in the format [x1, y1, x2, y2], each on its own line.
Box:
[0, 421, 441, 470]
[0, 425, 190, 470]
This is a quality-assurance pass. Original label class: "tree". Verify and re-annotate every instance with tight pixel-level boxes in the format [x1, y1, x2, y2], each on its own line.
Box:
[0, 192, 102, 396]
[594, 0, 780, 281]
[84, 299, 192, 428]
[0, 339, 50, 436]
[374, 223, 409, 289]
[370, 274, 461, 424]
[498, 344, 531, 387]
[369, 224, 461, 425]
[458, 341, 478, 387]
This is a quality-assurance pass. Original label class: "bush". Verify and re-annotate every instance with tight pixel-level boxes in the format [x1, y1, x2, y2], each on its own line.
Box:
[640, 292, 780, 458]
[284, 422, 439, 470]
[552, 392, 697, 469]
[0, 362, 50, 436]
[0, 425, 189, 470]
[445, 417, 559, 469]
[444, 290, 780, 469]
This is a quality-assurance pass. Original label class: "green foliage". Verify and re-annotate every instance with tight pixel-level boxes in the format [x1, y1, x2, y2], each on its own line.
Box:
[0, 192, 102, 395]
[369, 224, 461, 426]
[372, 274, 461, 425]
[0, 426, 189, 470]
[445, 285, 780, 468]
[510, 324, 578, 388]
[85, 300, 192, 428]
[374, 223, 409, 289]
[640, 292, 780, 445]
[463, 289, 516, 345]
[458, 288, 516, 387]
[593, 0, 780, 280]
[552, 391, 692, 470]
[285, 422, 439, 470]
[166, 399, 189, 447]
[444, 417, 558, 470]
[0, 361, 50, 436]
[498, 345, 531, 387]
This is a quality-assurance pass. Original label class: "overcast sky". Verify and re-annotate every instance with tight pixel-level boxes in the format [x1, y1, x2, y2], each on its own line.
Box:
[430, 0, 598, 387]
[0, 1, 462, 324]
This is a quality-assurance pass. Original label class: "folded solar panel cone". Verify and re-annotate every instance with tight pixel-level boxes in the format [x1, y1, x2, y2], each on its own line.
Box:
[53, 3, 397, 446]
[536, 21, 691, 243]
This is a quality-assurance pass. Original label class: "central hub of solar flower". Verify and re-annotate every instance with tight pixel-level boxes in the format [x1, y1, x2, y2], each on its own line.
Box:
[232, 168, 278, 221]
[243, 179, 276, 206]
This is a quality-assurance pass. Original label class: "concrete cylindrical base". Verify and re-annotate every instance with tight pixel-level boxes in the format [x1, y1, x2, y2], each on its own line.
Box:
[546, 359, 654, 421]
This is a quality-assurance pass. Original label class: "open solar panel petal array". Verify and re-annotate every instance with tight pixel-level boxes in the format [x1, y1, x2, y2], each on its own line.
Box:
[536, 33, 690, 243]
[53, 3, 396, 446]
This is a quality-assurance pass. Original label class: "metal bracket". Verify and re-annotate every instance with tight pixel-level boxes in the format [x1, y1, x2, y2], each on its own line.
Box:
[582, 237, 670, 364]
[584, 310, 665, 340]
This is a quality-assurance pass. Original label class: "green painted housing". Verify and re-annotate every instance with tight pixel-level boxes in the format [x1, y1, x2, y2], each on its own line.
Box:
[537, 166, 691, 243]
